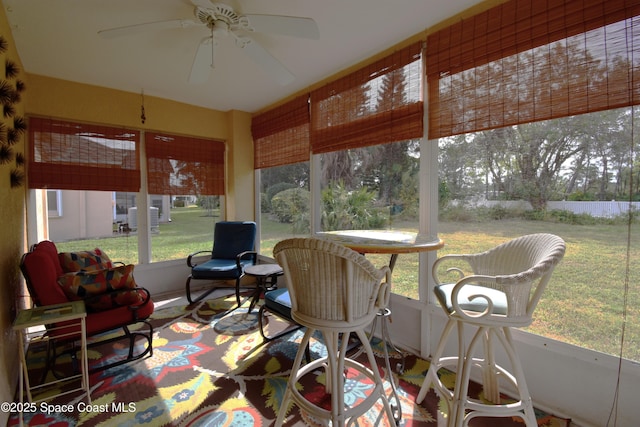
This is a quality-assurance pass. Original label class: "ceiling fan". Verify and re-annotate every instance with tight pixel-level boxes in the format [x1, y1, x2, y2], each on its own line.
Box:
[98, 0, 319, 85]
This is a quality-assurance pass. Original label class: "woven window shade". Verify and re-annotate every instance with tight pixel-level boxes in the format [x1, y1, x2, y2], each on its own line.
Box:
[427, 0, 640, 139]
[311, 42, 423, 154]
[28, 117, 140, 191]
[251, 94, 310, 169]
[145, 132, 225, 196]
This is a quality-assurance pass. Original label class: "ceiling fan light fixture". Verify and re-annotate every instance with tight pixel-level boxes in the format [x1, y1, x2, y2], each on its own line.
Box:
[211, 20, 229, 37]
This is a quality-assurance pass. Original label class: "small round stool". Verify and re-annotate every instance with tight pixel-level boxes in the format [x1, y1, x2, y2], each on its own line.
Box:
[243, 264, 283, 313]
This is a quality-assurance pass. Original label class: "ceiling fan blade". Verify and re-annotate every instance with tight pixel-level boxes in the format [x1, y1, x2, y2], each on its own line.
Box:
[244, 15, 319, 40]
[98, 19, 197, 39]
[242, 38, 295, 85]
[189, 37, 214, 84]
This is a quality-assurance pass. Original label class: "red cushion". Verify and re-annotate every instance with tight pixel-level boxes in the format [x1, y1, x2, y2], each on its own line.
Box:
[35, 241, 64, 277]
[85, 297, 154, 335]
[22, 248, 68, 306]
[49, 294, 154, 338]
[82, 290, 143, 312]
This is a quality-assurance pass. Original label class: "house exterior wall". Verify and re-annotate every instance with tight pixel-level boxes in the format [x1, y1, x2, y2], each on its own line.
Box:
[48, 190, 113, 241]
[46, 191, 172, 242]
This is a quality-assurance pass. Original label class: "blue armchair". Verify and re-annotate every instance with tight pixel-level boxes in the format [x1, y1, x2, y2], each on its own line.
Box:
[186, 221, 257, 305]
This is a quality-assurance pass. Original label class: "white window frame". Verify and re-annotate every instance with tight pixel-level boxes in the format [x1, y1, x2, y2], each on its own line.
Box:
[46, 190, 62, 218]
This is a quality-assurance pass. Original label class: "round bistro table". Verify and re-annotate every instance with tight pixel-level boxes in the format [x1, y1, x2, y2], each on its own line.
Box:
[317, 229, 444, 271]
[243, 263, 284, 313]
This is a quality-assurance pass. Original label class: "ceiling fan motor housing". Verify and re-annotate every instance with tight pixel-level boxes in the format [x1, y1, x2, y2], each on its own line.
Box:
[194, 3, 252, 36]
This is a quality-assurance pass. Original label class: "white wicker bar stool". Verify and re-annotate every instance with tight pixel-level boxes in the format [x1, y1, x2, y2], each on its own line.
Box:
[273, 237, 396, 427]
[416, 233, 565, 427]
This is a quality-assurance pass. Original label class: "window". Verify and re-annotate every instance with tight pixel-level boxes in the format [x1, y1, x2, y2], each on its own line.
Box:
[46, 190, 62, 218]
[145, 131, 226, 262]
[259, 162, 310, 257]
[428, 0, 640, 361]
[252, 95, 312, 256]
[253, 44, 424, 293]
[308, 43, 424, 298]
[319, 140, 421, 298]
[29, 118, 227, 265]
[28, 117, 140, 264]
[437, 108, 640, 361]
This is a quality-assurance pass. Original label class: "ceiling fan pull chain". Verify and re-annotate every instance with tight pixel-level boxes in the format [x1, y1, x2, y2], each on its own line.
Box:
[140, 90, 146, 124]
[210, 28, 215, 69]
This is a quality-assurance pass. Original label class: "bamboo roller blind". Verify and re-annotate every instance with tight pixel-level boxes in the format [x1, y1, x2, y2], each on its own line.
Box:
[251, 94, 310, 169]
[145, 132, 226, 196]
[31, 1, 640, 182]
[253, 0, 640, 159]
[427, 0, 640, 139]
[310, 42, 423, 154]
[28, 117, 140, 192]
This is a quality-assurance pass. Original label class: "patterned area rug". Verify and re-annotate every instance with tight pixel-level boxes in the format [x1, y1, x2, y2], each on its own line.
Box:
[10, 294, 571, 426]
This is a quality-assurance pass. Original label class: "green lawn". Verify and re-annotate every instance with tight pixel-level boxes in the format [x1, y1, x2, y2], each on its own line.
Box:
[436, 219, 640, 361]
[56, 206, 223, 264]
[55, 208, 639, 361]
[260, 216, 640, 361]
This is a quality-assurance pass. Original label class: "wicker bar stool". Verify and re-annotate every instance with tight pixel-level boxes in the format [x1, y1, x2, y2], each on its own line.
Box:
[273, 237, 396, 427]
[417, 233, 566, 427]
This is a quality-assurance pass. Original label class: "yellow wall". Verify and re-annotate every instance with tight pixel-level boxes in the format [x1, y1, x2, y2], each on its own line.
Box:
[25, 74, 256, 222]
[225, 109, 254, 220]
[26, 74, 229, 140]
[0, 5, 27, 424]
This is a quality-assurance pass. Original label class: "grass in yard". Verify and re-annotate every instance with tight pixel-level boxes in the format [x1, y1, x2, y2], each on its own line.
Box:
[436, 219, 640, 361]
[55, 206, 221, 264]
[261, 216, 640, 360]
[55, 209, 639, 361]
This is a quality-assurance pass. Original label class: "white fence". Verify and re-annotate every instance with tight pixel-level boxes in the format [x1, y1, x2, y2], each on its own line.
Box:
[470, 200, 640, 218]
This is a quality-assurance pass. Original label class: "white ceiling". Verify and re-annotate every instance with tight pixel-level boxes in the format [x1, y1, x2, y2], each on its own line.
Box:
[3, 0, 482, 113]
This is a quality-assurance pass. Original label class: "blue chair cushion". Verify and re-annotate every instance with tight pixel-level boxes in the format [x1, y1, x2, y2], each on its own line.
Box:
[435, 283, 508, 316]
[191, 258, 253, 280]
[211, 221, 257, 260]
[264, 288, 293, 319]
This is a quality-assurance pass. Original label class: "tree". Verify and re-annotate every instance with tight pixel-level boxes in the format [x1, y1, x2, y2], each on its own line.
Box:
[508, 118, 585, 209]
[373, 66, 412, 206]
[260, 163, 309, 192]
[437, 36, 639, 210]
[321, 150, 356, 187]
[439, 134, 480, 199]
[321, 181, 387, 230]
[319, 82, 370, 189]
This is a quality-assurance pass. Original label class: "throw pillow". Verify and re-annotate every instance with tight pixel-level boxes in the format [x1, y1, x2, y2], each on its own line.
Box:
[57, 264, 143, 311]
[59, 248, 113, 273]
